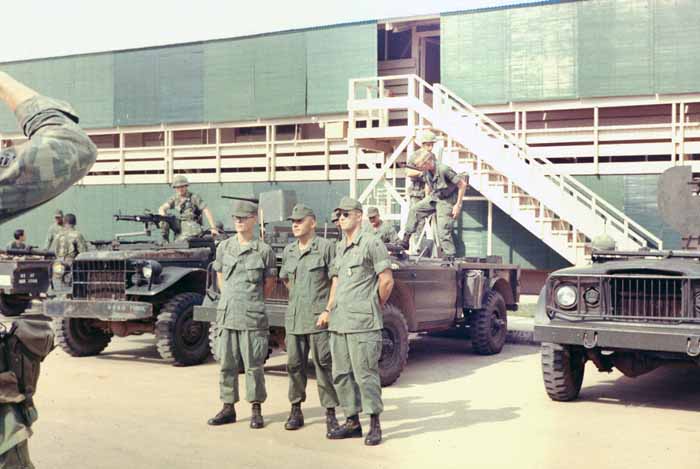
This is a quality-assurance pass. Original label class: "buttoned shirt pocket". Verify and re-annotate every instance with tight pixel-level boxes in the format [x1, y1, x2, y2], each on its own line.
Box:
[344, 300, 375, 331]
[306, 257, 326, 283]
[245, 303, 269, 330]
[246, 255, 265, 284]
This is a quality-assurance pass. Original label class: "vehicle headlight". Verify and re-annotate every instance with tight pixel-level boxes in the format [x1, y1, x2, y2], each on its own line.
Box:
[52, 261, 65, 275]
[140, 261, 162, 283]
[554, 284, 578, 309]
[142, 265, 153, 279]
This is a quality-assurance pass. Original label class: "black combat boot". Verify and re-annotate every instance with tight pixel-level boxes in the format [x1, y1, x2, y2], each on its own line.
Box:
[398, 234, 411, 251]
[250, 402, 264, 429]
[207, 403, 236, 426]
[327, 414, 362, 439]
[364, 414, 382, 446]
[325, 408, 340, 436]
[284, 403, 304, 430]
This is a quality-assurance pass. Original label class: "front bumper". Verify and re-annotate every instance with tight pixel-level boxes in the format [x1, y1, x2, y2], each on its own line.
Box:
[44, 299, 153, 321]
[193, 301, 286, 328]
[535, 320, 700, 356]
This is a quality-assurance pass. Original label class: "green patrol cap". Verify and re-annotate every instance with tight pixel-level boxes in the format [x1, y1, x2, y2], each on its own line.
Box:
[335, 197, 362, 212]
[420, 130, 437, 144]
[54, 209, 64, 217]
[287, 203, 315, 221]
[367, 207, 380, 218]
[172, 175, 189, 188]
[230, 200, 258, 218]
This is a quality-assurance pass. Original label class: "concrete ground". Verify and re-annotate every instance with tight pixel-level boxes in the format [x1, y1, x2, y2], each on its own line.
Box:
[28, 333, 700, 469]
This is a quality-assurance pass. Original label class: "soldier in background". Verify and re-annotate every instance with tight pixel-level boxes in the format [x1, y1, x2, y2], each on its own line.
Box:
[208, 200, 276, 429]
[0, 71, 97, 469]
[6, 229, 27, 250]
[366, 207, 399, 244]
[51, 213, 88, 262]
[279, 204, 340, 435]
[214, 221, 229, 241]
[319, 197, 394, 446]
[158, 175, 218, 240]
[44, 210, 64, 249]
[403, 131, 436, 246]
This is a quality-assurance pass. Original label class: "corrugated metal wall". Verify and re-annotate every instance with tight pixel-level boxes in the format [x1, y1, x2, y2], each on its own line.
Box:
[442, 0, 700, 104]
[0, 22, 376, 132]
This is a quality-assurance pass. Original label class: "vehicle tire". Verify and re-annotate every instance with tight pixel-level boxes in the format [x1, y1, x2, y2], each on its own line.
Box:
[379, 304, 410, 387]
[156, 292, 209, 366]
[54, 318, 112, 357]
[541, 342, 586, 401]
[0, 295, 30, 317]
[470, 290, 507, 355]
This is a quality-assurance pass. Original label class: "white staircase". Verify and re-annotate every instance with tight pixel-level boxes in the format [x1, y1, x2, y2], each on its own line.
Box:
[348, 75, 662, 264]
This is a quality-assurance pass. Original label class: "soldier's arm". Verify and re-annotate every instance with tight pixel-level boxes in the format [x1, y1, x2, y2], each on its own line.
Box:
[0, 73, 97, 220]
[262, 245, 277, 298]
[369, 238, 394, 305]
[405, 168, 422, 178]
[158, 197, 174, 216]
[317, 277, 337, 328]
[212, 242, 225, 289]
[279, 247, 291, 290]
[44, 231, 54, 250]
[77, 234, 89, 253]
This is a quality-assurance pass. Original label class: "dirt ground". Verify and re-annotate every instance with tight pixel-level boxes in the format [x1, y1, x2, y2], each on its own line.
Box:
[28, 333, 700, 469]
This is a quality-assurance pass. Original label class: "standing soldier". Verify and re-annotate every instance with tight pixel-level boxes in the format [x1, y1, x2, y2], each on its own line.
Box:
[400, 150, 468, 259]
[44, 210, 64, 249]
[208, 200, 276, 429]
[158, 175, 219, 240]
[279, 204, 340, 434]
[366, 207, 399, 244]
[51, 213, 88, 262]
[403, 131, 437, 246]
[6, 229, 27, 250]
[318, 197, 395, 446]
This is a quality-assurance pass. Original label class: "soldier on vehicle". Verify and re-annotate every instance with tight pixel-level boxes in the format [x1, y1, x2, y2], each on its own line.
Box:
[6, 230, 27, 250]
[0, 71, 96, 469]
[279, 204, 340, 434]
[208, 200, 276, 429]
[317, 197, 394, 446]
[399, 148, 468, 259]
[403, 131, 437, 246]
[44, 210, 64, 250]
[366, 207, 399, 244]
[158, 175, 218, 240]
[51, 213, 88, 262]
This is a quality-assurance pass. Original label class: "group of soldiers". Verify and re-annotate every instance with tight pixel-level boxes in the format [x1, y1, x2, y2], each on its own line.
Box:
[5, 210, 88, 261]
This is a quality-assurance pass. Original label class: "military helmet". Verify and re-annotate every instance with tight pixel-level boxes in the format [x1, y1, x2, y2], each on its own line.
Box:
[172, 175, 189, 188]
[419, 130, 437, 144]
[591, 234, 616, 251]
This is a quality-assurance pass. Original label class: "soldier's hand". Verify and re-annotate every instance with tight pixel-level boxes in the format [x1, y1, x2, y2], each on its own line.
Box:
[451, 203, 462, 219]
[210, 228, 220, 237]
[316, 310, 330, 328]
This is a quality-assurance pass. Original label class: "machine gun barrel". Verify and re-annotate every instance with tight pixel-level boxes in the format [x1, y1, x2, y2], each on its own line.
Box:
[0, 247, 55, 258]
[114, 213, 178, 225]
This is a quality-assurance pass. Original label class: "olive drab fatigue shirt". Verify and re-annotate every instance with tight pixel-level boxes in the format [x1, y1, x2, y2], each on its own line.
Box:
[424, 162, 463, 204]
[213, 237, 276, 331]
[164, 191, 208, 238]
[372, 221, 399, 244]
[279, 236, 335, 335]
[51, 227, 88, 261]
[330, 231, 392, 333]
[407, 149, 428, 198]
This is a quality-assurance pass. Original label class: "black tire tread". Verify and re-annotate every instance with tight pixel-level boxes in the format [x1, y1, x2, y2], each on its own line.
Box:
[155, 292, 208, 366]
[541, 342, 585, 402]
[379, 304, 410, 387]
[54, 318, 111, 357]
[470, 290, 507, 355]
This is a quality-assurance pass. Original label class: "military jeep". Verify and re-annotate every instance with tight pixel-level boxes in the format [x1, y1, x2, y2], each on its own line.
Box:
[196, 238, 520, 386]
[44, 216, 215, 366]
[0, 248, 54, 317]
[535, 166, 700, 401]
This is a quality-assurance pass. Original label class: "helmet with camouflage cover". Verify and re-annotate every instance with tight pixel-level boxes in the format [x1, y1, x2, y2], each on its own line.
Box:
[419, 130, 437, 145]
[172, 175, 189, 188]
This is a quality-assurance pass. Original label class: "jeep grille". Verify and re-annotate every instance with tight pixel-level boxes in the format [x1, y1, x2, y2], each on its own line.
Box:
[72, 260, 135, 300]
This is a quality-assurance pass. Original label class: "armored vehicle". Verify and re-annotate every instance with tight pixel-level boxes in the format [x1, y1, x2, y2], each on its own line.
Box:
[0, 249, 54, 317]
[196, 238, 520, 386]
[44, 213, 215, 366]
[535, 166, 700, 401]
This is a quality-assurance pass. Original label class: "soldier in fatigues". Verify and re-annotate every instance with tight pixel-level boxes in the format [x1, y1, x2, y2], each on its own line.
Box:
[51, 213, 88, 262]
[400, 150, 468, 259]
[403, 131, 437, 246]
[279, 204, 340, 434]
[318, 197, 395, 446]
[366, 207, 399, 244]
[158, 175, 219, 240]
[44, 210, 64, 250]
[0, 72, 96, 469]
[5, 230, 26, 250]
[208, 200, 276, 429]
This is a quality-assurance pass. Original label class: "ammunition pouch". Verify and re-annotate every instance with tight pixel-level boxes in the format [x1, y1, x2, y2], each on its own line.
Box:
[0, 320, 55, 427]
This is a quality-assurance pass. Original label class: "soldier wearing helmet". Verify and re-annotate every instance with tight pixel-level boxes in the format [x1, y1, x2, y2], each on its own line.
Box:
[158, 175, 218, 240]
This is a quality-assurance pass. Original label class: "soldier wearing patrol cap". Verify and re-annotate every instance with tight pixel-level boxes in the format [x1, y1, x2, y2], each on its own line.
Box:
[279, 204, 340, 434]
[158, 175, 219, 240]
[207, 199, 277, 429]
[317, 197, 395, 446]
[366, 207, 399, 244]
[44, 209, 64, 250]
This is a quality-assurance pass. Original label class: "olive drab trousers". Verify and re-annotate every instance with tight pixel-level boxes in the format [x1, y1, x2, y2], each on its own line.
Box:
[219, 328, 269, 404]
[404, 197, 456, 256]
[0, 440, 33, 469]
[286, 332, 339, 408]
[330, 330, 383, 416]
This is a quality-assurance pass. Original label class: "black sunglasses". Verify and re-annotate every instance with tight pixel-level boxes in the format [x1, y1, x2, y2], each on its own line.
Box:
[338, 211, 351, 219]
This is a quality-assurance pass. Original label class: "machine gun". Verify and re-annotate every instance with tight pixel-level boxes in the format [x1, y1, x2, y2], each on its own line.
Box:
[113, 212, 178, 241]
[0, 247, 55, 259]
